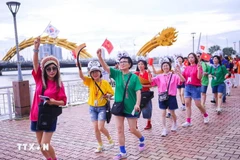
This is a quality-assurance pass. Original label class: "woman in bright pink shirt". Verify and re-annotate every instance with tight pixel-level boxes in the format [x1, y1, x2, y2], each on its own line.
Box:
[31, 37, 67, 160]
[181, 53, 209, 128]
[149, 61, 185, 137]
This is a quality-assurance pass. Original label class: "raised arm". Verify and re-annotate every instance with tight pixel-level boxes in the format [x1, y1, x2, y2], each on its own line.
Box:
[77, 62, 85, 81]
[33, 37, 40, 73]
[96, 48, 110, 73]
[175, 65, 186, 82]
[151, 64, 162, 74]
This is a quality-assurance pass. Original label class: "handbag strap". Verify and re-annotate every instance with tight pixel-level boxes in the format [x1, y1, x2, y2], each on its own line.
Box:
[94, 80, 108, 102]
[122, 73, 132, 102]
[94, 73, 132, 102]
[166, 73, 173, 93]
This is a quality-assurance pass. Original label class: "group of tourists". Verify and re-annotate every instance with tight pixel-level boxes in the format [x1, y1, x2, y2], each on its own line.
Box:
[30, 37, 240, 160]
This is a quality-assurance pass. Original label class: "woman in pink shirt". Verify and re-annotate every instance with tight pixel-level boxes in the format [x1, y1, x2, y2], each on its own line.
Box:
[149, 60, 185, 137]
[31, 37, 67, 160]
[181, 53, 209, 127]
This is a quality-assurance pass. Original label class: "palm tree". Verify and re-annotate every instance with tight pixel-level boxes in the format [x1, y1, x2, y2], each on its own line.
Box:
[208, 45, 221, 54]
[222, 47, 236, 57]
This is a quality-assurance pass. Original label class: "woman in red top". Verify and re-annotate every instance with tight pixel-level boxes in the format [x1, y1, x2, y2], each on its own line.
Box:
[135, 58, 153, 129]
[31, 37, 67, 160]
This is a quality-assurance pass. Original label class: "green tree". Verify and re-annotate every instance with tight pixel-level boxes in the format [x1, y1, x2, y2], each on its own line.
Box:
[208, 45, 221, 54]
[222, 47, 236, 57]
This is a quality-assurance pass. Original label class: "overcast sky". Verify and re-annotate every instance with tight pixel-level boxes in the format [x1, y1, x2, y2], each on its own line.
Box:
[1, 0, 240, 60]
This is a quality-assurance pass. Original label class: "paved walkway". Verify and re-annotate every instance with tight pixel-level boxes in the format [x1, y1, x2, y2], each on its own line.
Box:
[0, 87, 240, 160]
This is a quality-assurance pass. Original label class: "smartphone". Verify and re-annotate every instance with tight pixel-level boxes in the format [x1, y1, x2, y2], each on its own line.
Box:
[39, 95, 50, 101]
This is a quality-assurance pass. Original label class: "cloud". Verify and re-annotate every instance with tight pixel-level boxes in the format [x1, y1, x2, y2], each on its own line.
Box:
[1, 0, 240, 60]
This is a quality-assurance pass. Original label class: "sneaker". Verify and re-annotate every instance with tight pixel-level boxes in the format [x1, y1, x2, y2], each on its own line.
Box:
[181, 122, 192, 128]
[109, 139, 115, 148]
[203, 116, 209, 124]
[161, 129, 168, 137]
[139, 142, 145, 152]
[171, 123, 177, 132]
[216, 108, 222, 115]
[94, 146, 103, 153]
[113, 152, 128, 160]
[210, 99, 216, 103]
[166, 113, 171, 118]
[181, 105, 186, 111]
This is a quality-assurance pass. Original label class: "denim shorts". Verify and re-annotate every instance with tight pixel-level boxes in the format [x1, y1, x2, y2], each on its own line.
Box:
[123, 113, 139, 118]
[115, 111, 139, 118]
[31, 119, 57, 132]
[158, 96, 178, 110]
[89, 106, 106, 121]
[212, 83, 225, 94]
[184, 84, 201, 100]
[177, 82, 185, 89]
[138, 100, 152, 119]
[201, 85, 208, 94]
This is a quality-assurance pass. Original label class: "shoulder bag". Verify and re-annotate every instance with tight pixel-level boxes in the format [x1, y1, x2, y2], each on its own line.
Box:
[111, 73, 132, 116]
[37, 87, 62, 130]
[158, 73, 173, 102]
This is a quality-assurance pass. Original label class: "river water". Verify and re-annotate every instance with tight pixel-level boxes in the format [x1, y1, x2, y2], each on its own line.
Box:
[0, 67, 85, 87]
[0, 64, 161, 88]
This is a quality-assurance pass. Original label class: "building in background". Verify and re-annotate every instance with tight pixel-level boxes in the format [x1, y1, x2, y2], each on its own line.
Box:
[39, 44, 62, 60]
[19, 55, 25, 62]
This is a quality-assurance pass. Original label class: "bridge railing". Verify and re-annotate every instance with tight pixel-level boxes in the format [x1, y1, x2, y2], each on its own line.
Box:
[0, 79, 89, 120]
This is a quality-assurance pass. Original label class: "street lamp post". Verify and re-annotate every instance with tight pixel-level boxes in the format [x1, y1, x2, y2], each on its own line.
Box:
[191, 32, 196, 53]
[6, 1, 30, 118]
[6, 1, 23, 81]
[233, 42, 236, 51]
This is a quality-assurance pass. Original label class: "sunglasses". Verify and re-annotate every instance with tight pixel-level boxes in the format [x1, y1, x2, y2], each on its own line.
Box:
[46, 66, 58, 72]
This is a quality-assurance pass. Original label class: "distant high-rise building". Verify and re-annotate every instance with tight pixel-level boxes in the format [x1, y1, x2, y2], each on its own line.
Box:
[19, 55, 25, 62]
[39, 44, 63, 60]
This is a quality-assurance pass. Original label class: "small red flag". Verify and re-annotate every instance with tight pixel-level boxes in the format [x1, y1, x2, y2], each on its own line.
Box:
[102, 39, 114, 54]
[72, 50, 77, 59]
[201, 52, 211, 61]
[183, 59, 189, 66]
[200, 45, 205, 50]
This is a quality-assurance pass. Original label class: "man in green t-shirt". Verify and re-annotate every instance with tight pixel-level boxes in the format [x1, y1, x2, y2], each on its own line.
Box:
[96, 49, 145, 159]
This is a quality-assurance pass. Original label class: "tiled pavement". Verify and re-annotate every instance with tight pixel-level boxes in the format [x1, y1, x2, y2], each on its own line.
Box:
[0, 87, 240, 160]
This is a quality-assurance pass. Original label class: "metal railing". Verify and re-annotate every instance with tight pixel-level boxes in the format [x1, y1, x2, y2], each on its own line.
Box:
[0, 79, 89, 120]
[0, 86, 14, 120]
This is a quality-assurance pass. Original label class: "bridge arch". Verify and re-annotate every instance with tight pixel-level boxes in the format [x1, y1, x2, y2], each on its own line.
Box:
[2, 36, 92, 61]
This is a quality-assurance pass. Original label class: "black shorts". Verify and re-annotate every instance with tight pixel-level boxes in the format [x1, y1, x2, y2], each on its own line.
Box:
[158, 96, 178, 110]
[177, 82, 185, 89]
[30, 119, 57, 132]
